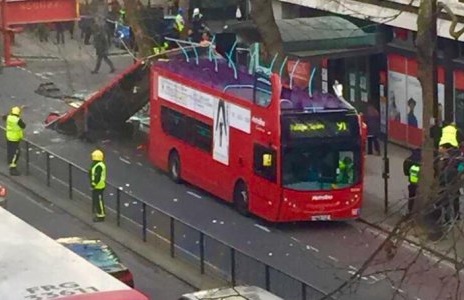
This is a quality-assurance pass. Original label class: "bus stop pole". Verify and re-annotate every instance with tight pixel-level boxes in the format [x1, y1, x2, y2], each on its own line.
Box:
[382, 83, 390, 214]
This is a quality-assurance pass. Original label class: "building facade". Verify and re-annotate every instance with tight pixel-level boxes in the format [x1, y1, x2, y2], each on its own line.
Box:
[271, 0, 464, 148]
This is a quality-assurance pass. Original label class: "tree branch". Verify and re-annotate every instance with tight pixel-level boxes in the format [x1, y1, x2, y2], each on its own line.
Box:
[438, 1, 464, 40]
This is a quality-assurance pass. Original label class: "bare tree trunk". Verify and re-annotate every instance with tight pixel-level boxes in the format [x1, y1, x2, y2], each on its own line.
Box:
[250, 0, 285, 73]
[123, 0, 153, 59]
[90, 0, 108, 29]
[179, 0, 189, 15]
[415, 0, 439, 235]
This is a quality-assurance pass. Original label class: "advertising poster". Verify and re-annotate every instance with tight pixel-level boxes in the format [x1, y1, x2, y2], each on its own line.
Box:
[405, 75, 423, 129]
[387, 54, 447, 147]
[438, 83, 445, 124]
[213, 99, 230, 165]
[387, 71, 407, 123]
[379, 71, 387, 134]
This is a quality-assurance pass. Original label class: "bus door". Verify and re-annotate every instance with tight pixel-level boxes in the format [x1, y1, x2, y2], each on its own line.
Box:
[250, 144, 281, 218]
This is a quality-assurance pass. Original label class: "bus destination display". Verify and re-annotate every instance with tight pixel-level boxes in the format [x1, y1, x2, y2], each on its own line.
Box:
[284, 116, 357, 139]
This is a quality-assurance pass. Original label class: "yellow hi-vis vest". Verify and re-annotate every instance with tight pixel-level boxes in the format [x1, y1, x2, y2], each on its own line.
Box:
[91, 162, 107, 190]
[174, 14, 184, 32]
[6, 114, 23, 142]
[439, 125, 458, 147]
[153, 42, 169, 55]
[409, 165, 420, 184]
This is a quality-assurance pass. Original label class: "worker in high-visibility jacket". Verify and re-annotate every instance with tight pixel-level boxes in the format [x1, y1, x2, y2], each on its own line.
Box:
[337, 156, 354, 185]
[403, 148, 421, 215]
[439, 121, 459, 151]
[153, 41, 169, 56]
[3, 106, 26, 176]
[173, 8, 185, 38]
[89, 149, 107, 222]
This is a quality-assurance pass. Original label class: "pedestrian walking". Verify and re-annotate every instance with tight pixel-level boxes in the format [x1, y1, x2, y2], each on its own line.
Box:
[403, 148, 421, 215]
[91, 30, 115, 74]
[89, 149, 107, 222]
[365, 103, 381, 156]
[2, 106, 26, 176]
[55, 22, 65, 44]
[430, 117, 442, 156]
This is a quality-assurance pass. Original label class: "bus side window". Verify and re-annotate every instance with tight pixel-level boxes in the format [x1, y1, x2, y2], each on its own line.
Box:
[161, 106, 194, 144]
[253, 144, 277, 182]
[193, 120, 213, 152]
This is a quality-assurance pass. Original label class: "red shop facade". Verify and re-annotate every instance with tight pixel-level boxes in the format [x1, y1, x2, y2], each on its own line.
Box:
[382, 28, 464, 148]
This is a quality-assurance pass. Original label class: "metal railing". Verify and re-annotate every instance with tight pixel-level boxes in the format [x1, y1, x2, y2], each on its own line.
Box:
[0, 136, 331, 300]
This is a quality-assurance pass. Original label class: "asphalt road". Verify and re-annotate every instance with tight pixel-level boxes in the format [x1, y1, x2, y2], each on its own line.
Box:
[1, 53, 463, 299]
[0, 174, 195, 300]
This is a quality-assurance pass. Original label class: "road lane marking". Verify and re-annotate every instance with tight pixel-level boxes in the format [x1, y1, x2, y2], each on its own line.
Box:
[254, 224, 271, 233]
[392, 286, 405, 294]
[306, 245, 319, 252]
[328, 255, 339, 262]
[349, 265, 357, 271]
[186, 191, 202, 199]
[290, 236, 300, 242]
[119, 157, 131, 164]
[136, 162, 143, 167]
[8, 184, 54, 213]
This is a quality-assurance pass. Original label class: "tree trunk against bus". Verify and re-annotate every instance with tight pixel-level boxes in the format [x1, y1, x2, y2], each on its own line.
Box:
[123, 0, 154, 58]
[249, 0, 286, 74]
[414, 0, 438, 237]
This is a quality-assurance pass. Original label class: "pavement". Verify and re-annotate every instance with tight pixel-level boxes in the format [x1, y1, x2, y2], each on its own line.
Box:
[0, 174, 195, 300]
[1, 33, 464, 299]
[362, 143, 464, 263]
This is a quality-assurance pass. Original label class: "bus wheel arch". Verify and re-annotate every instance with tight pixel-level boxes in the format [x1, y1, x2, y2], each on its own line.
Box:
[168, 149, 182, 183]
[233, 179, 249, 216]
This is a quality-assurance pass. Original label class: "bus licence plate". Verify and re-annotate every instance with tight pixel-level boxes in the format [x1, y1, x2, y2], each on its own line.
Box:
[311, 215, 331, 221]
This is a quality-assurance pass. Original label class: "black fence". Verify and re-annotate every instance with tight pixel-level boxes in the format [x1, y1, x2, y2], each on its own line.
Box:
[0, 136, 330, 300]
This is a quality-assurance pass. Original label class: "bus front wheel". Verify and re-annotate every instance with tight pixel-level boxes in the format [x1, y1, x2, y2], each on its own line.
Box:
[168, 151, 181, 184]
[234, 181, 249, 216]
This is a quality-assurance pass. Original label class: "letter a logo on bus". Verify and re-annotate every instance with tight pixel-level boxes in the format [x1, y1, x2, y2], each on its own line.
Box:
[213, 99, 230, 165]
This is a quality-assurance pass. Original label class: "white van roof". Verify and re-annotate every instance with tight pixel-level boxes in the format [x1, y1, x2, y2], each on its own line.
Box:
[179, 285, 284, 300]
[0, 208, 130, 300]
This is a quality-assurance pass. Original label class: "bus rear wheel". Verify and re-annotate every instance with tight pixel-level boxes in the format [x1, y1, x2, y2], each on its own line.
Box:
[168, 151, 181, 184]
[234, 181, 249, 216]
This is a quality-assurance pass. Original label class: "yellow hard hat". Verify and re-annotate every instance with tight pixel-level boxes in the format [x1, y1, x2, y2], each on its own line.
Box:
[91, 149, 104, 161]
[11, 106, 21, 115]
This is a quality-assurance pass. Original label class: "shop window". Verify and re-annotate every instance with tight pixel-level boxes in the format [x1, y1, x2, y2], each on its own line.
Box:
[253, 144, 277, 182]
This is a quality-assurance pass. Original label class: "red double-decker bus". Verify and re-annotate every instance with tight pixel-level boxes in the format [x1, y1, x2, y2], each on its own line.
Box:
[149, 48, 365, 222]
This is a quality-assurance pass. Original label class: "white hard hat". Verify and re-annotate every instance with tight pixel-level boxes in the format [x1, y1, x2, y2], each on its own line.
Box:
[193, 8, 200, 16]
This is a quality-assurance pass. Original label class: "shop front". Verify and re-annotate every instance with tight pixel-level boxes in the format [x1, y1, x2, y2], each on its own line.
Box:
[384, 53, 446, 148]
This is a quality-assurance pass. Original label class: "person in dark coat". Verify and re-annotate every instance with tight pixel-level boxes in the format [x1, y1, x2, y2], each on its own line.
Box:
[189, 8, 207, 43]
[430, 117, 442, 154]
[365, 104, 381, 155]
[55, 22, 65, 44]
[91, 30, 115, 74]
[403, 148, 421, 215]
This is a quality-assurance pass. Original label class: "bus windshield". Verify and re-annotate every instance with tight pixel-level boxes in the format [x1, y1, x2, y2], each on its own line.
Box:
[281, 113, 361, 191]
[282, 141, 361, 191]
